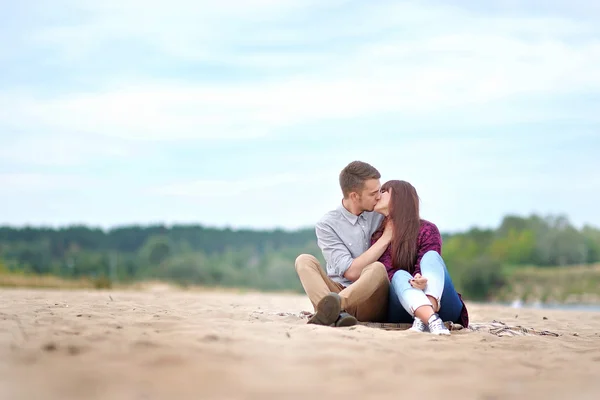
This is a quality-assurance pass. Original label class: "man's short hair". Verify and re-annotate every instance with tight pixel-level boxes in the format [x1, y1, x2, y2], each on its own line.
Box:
[339, 161, 381, 198]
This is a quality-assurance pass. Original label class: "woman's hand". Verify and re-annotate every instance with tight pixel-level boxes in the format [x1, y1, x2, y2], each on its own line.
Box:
[410, 273, 428, 290]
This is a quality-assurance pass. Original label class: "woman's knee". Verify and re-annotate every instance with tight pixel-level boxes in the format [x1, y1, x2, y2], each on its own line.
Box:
[421, 250, 443, 264]
[390, 270, 413, 292]
[420, 251, 447, 275]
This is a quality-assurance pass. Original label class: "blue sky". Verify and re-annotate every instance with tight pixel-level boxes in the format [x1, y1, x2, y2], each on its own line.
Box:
[1, 0, 599, 232]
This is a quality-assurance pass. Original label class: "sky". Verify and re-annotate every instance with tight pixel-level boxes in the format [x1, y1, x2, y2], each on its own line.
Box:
[1, 0, 599, 233]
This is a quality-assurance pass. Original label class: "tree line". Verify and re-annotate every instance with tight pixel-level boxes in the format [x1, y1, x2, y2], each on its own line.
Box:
[1, 214, 599, 300]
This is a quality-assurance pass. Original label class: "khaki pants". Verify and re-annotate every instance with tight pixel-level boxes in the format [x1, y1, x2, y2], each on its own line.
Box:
[294, 254, 389, 322]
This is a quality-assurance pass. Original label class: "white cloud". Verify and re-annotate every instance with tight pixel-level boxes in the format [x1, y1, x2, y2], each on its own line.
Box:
[0, 173, 92, 193]
[152, 173, 318, 198]
[2, 1, 599, 144]
[4, 35, 600, 142]
[1, 0, 599, 230]
[0, 133, 135, 166]
[29, 0, 332, 62]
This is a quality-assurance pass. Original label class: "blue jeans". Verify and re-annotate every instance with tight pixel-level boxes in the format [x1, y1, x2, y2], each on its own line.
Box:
[387, 250, 463, 323]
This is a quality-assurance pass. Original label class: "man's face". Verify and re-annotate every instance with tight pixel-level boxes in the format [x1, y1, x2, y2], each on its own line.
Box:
[357, 179, 381, 212]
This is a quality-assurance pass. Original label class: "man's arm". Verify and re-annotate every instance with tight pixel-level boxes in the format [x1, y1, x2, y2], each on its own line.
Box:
[315, 222, 354, 278]
[315, 220, 392, 283]
[343, 227, 391, 282]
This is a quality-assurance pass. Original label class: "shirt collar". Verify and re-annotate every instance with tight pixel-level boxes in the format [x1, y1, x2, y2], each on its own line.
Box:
[337, 202, 361, 225]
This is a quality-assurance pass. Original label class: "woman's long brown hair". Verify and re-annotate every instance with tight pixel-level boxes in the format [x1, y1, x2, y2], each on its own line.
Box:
[381, 180, 421, 274]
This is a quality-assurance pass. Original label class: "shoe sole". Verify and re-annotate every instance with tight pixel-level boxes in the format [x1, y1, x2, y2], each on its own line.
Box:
[307, 293, 342, 326]
[335, 313, 357, 327]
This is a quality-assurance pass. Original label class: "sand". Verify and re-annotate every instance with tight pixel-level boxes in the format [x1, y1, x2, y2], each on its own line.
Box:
[1, 287, 599, 400]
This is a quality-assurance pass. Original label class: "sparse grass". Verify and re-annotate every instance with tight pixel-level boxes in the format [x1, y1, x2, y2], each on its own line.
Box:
[494, 263, 600, 304]
[0, 274, 174, 291]
[4, 264, 600, 304]
[0, 273, 96, 290]
[0, 274, 294, 295]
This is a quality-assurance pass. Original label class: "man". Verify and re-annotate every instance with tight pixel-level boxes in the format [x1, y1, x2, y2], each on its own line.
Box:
[295, 161, 393, 327]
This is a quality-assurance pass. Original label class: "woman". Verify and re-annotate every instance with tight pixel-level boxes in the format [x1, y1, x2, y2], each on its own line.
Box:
[371, 180, 469, 335]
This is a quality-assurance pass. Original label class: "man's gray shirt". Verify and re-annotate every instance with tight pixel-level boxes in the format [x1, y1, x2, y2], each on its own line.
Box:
[315, 203, 385, 287]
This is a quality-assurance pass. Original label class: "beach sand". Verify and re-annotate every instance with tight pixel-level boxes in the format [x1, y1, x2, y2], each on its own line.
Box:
[1, 287, 599, 400]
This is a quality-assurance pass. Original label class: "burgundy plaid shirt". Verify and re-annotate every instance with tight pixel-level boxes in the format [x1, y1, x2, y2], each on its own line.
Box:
[374, 219, 469, 327]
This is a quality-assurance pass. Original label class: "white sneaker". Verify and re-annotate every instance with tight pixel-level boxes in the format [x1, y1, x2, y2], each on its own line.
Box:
[428, 314, 451, 335]
[409, 317, 429, 333]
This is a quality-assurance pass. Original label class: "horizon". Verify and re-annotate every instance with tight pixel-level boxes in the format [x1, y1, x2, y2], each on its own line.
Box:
[1, 210, 596, 235]
[1, 1, 599, 232]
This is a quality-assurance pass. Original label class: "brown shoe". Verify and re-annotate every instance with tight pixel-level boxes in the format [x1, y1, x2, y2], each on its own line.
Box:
[334, 312, 357, 327]
[307, 293, 342, 326]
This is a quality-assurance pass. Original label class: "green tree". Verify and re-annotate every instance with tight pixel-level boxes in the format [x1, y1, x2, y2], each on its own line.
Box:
[582, 225, 600, 263]
[0, 258, 8, 274]
[490, 229, 536, 264]
[139, 235, 172, 267]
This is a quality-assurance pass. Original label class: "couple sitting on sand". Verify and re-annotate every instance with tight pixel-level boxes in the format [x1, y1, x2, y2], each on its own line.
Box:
[295, 161, 469, 335]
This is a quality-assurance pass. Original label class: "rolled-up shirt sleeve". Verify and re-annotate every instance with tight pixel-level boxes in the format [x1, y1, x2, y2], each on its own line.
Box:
[315, 222, 353, 278]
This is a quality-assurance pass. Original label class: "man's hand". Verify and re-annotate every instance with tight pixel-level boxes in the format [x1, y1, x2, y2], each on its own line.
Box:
[410, 273, 428, 290]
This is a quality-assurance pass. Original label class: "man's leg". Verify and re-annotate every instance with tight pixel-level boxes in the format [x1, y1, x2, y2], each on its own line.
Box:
[338, 261, 389, 322]
[294, 254, 343, 309]
[295, 254, 352, 326]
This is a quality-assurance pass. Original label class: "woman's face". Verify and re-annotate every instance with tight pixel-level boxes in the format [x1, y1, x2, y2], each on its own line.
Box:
[374, 187, 391, 216]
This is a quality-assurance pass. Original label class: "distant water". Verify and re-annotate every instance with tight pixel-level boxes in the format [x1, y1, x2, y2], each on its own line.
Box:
[492, 300, 600, 312]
